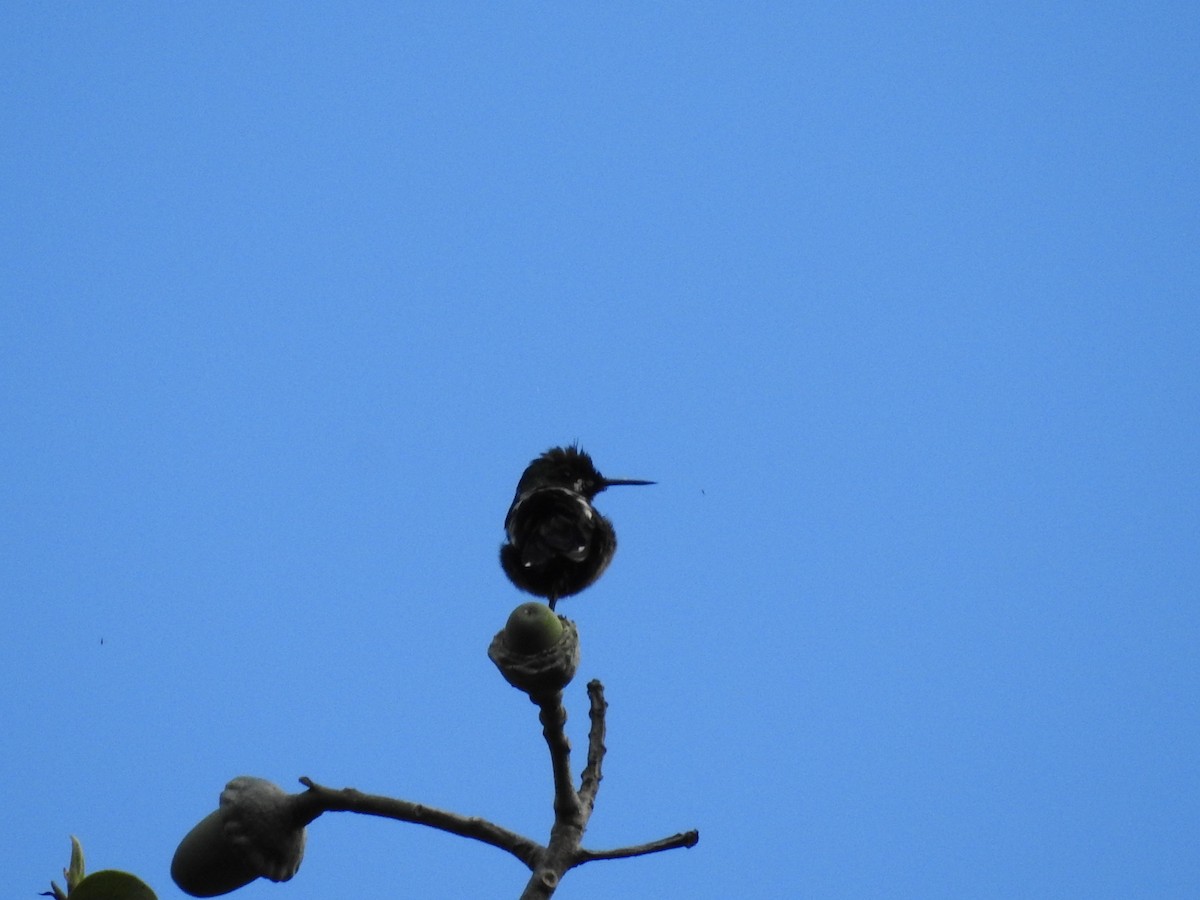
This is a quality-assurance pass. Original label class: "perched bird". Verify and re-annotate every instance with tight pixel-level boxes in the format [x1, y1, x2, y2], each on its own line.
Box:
[500, 445, 654, 609]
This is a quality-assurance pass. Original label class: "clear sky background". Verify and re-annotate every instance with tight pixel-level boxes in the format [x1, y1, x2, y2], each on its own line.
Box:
[3, 5, 1196, 899]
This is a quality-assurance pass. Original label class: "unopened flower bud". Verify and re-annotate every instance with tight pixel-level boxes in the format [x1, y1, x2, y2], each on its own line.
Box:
[171, 777, 306, 897]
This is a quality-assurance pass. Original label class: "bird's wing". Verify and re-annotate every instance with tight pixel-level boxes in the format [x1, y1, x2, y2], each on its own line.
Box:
[507, 488, 595, 565]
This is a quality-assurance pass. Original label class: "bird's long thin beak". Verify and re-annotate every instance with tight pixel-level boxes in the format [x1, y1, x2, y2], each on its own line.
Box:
[602, 478, 656, 487]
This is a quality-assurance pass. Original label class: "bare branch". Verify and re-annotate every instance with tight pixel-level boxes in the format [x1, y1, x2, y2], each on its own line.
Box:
[534, 691, 582, 823]
[295, 777, 541, 868]
[575, 830, 700, 865]
[274, 678, 697, 899]
[578, 679, 607, 814]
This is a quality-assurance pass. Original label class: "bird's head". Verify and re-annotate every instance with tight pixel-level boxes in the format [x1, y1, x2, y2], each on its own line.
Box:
[517, 444, 654, 500]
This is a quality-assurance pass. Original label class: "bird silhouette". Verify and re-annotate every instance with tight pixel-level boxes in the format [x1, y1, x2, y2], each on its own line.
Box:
[500, 445, 653, 610]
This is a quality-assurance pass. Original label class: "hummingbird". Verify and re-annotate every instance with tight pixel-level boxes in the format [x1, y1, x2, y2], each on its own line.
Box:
[500, 445, 654, 610]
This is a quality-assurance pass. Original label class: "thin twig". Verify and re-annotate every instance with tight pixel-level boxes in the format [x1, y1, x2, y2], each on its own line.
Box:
[295, 777, 542, 868]
[576, 830, 700, 865]
[578, 679, 607, 814]
[535, 691, 582, 822]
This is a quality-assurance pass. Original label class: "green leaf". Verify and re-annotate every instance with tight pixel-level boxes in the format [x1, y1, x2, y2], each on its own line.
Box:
[67, 836, 87, 890]
[68, 870, 157, 900]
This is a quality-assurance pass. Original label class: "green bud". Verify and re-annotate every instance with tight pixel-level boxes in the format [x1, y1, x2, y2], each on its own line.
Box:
[503, 602, 564, 655]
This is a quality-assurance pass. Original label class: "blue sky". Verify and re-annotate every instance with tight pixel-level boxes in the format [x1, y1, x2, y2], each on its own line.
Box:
[3, 4, 1196, 898]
